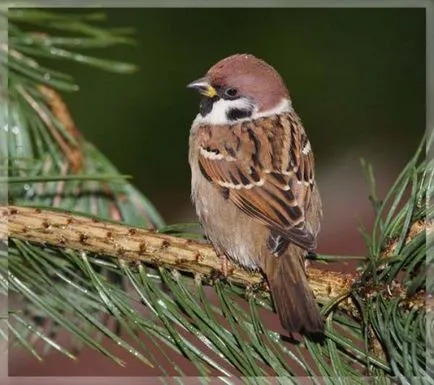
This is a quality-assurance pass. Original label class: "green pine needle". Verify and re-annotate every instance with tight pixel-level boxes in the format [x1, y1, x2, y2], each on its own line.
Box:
[2, 9, 429, 381]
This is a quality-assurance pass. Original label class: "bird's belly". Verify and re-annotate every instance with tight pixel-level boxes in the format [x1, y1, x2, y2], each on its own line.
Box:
[191, 172, 262, 270]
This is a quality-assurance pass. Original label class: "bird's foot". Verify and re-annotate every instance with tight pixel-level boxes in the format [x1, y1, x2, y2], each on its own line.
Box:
[207, 255, 234, 285]
[220, 254, 230, 277]
[245, 276, 269, 299]
[208, 268, 228, 285]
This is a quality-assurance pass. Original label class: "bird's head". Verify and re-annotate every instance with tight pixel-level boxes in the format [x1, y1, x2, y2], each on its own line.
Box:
[188, 54, 292, 125]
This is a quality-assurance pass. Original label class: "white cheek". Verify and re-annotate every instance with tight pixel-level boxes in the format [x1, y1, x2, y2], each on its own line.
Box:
[252, 98, 293, 119]
[192, 98, 293, 127]
[193, 98, 253, 126]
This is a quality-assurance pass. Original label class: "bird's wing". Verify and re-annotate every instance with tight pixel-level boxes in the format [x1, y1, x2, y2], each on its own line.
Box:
[196, 112, 317, 250]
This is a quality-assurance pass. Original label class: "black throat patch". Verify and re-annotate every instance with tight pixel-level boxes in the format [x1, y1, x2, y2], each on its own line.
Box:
[199, 96, 219, 117]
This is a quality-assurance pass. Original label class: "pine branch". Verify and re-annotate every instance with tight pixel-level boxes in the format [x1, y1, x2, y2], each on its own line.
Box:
[2, 204, 425, 316]
[3, 10, 429, 379]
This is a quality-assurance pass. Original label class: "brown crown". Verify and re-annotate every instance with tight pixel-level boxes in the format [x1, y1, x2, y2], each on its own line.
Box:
[206, 54, 289, 112]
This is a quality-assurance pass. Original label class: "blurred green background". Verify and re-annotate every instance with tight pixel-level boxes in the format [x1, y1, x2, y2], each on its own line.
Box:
[10, 7, 426, 377]
[53, 8, 424, 244]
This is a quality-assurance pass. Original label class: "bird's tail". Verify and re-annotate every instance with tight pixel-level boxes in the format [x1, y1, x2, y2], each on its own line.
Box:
[266, 248, 323, 335]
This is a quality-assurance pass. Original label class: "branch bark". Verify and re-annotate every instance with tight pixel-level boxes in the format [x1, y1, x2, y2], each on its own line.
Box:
[1, 204, 424, 315]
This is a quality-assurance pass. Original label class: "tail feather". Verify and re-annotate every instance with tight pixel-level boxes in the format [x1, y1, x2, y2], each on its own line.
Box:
[268, 255, 323, 334]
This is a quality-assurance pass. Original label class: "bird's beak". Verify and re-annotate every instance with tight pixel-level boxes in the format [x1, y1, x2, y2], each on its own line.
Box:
[187, 77, 217, 98]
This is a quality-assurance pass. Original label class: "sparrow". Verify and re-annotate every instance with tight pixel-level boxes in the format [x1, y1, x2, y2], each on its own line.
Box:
[187, 54, 323, 335]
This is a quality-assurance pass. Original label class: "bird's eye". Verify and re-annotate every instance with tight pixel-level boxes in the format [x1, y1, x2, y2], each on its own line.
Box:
[225, 88, 238, 98]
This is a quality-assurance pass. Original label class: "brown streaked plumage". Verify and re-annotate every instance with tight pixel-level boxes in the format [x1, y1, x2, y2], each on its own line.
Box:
[188, 54, 323, 335]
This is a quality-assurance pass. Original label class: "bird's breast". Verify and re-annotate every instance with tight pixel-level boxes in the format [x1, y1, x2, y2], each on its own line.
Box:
[189, 159, 264, 270]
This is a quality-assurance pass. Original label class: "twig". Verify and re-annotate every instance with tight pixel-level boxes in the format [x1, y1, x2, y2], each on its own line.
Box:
[17, 85, 83, 172]
[38, 85, 84, 172]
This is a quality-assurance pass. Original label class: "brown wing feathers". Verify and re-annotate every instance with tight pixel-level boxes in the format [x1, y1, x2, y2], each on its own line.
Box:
[197, 112, 316, 250]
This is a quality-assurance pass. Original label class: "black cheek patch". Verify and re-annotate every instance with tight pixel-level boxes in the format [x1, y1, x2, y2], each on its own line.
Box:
[226, 108, 253, 121]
